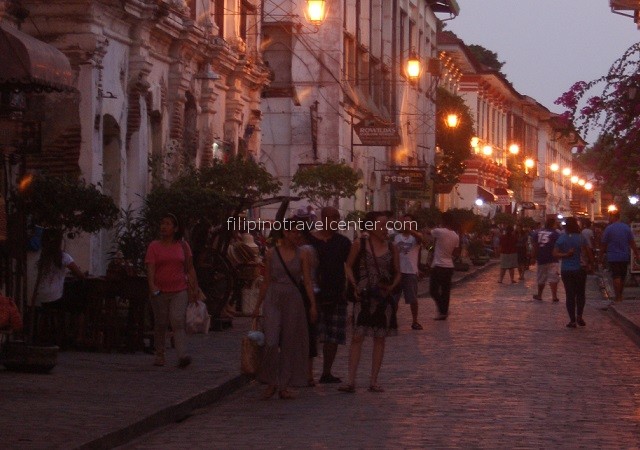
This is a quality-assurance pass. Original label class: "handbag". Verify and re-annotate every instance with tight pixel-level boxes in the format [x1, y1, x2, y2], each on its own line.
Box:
[240, 318, 264, 376]
[185, 300, 210, 334]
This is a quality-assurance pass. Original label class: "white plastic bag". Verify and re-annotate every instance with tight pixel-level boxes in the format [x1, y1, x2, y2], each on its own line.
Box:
[186, 300, 211, 334]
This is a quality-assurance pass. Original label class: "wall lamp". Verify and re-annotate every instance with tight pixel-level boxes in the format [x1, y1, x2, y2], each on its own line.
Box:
[304, 0, 328, 26]
[405, 50, 422, 82]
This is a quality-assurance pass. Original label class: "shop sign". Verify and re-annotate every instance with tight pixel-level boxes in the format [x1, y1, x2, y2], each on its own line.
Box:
[353, 123, 401, 146]
[381, 169, 426, 189]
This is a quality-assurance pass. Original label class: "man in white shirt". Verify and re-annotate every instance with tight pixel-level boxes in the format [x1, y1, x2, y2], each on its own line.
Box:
[427, 211, 460, 320]
[393, 214, 424, 330]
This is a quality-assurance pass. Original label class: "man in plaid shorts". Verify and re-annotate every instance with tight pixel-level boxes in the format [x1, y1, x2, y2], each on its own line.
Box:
[309, 207, 352, 384]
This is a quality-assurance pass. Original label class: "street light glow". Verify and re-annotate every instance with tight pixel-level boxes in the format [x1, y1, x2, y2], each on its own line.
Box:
[562, 167, 571, 176]
[578, 179, 585, 186]
[445, 113, 460, 129]
[550, 163, 559, 172]
[482, 145, 492, 156]
[305, 0, 328, 25]
[630, 196, 639, 205]
[570, 175, 579, 184]
[406, 51, 422, 80]
[470, 137, 479, 148]
[524, 158, 535, 169]
[475, 199, 484, 206]
[508, 144, 520, 155]
[584, 182, 593, 190]
[608, 204, 618, 212]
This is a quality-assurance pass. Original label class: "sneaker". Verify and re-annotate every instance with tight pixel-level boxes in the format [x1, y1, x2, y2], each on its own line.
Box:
[177, 356, 192, 368]
[319, 374, 342, 384]
[411, 322, 423, 330]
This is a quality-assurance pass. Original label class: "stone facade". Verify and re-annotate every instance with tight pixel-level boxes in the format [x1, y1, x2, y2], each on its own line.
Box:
[15, 0, 270, 274]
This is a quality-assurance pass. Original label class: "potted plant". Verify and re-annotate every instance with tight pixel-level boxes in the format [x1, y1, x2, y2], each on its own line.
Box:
[468, 238, 490, 266]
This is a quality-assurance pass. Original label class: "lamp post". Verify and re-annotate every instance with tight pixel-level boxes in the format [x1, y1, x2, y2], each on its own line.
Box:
[303, 0, 327, 26]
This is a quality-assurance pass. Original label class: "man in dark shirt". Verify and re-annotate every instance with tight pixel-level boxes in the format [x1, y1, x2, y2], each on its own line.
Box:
[532, 217, 560, 301]
[308, 206, 352, 384]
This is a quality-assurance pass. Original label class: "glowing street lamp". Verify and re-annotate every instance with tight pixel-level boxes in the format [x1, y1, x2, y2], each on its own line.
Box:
[578, 179, 585, 186]
[482, 145, 493, 156]
[470, 137, 480, 148]
[550, 163, 559, 172]
[562, 167, 571, 177]
[524, 158, 535, 170]
[304, 0, 328, 25]
[405, 51, 422, 81]
[445, 113, 460, 129]
[584, 182, 593, 191]
[629, 195, 639, 205]
[508, 144, 520, 155]
[570, 175, 579, 184]
[608, 204, 618, 213]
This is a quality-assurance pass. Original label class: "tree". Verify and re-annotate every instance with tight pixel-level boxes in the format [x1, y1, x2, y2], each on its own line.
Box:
[468, 45, 505, 72]
[290, 160, 362, 208]
[15, 174, 118, 237]
[555, 42, 640, 192]
[435, 87, 474, 185]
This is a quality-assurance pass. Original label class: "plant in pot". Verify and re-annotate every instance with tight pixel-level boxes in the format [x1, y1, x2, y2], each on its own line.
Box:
[3, 173, 118, 372]
[468, 238, 490, 266]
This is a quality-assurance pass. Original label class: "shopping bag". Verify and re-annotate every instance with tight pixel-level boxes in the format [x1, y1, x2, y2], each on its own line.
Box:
[186, 300, 210, 334]
[240, 318, 264, 376]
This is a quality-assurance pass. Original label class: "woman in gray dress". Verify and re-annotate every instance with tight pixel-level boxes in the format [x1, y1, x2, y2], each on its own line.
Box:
[253, 221, 318, 399]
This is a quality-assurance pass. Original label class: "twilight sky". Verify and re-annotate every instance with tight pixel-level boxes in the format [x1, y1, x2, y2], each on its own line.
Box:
[448, 0, 639, 142]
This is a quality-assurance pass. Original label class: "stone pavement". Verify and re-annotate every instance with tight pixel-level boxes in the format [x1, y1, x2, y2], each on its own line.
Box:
[122, 264, 640, 448]
[4, 259, 640, 449]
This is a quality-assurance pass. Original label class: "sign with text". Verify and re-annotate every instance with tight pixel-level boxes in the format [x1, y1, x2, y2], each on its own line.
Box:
[495, 195, 511, 206]
[353, 123, 401, 146]
[381, 169, 426, 189]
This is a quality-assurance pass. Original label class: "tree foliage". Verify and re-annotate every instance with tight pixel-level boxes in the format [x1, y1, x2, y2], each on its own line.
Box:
[468, 45, 505, 72]
[435, 87, 474, 185]
[290, 160, 362, 208]
[555, 42, 640, 192]
[15, 174, 118, 237]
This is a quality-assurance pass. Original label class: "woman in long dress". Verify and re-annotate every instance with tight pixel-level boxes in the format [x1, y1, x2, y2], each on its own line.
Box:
[253, 221, 317, 399]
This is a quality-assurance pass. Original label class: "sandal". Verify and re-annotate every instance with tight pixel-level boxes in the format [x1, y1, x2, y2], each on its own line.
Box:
[279, 389, 296, 400]
[261, 386, 277, 400]
[338, 384, 355, 393]
[367, 385, 385, 393]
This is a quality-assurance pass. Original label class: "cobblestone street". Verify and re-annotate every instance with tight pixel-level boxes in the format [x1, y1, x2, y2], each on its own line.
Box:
[122, 266, 640, 448]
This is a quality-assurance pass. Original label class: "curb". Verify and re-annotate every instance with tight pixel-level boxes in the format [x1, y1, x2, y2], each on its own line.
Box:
[597, 271, 640, 346]
[77, 374, 251, 450]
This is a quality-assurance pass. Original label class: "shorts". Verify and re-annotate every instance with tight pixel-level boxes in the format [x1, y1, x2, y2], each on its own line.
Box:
[397, 273, 418, 304]
[317, 301, 347, 345]
[536, 262, 559, 285]
[608, 261, 629, 280]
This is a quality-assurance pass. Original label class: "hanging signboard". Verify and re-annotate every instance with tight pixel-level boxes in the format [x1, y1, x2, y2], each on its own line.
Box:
[353, 123, 401, 146]
[380, 169, 426, 189]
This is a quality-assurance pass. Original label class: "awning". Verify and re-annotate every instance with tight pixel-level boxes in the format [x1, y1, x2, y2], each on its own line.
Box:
[494, 187, 514, 197]
[477, 185, 497, 203]
[0, 23, 75, 92]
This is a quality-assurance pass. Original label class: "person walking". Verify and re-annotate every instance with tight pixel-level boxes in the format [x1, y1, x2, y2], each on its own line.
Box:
[32, 228, 85, 346]
[146, 213, 199, 368]
[553, 217, 594, 328]
[339, 211, 400, 394]
[308, 207, 352, 385]
[516, 225, 531, 281]
[427, 211, 460, 320]
[498, 225, 518, 284]
[532, 217, 561, 302]
[393, 214, 424, 330]
[600, 210, 640, 302]
[253, 221, 317, 400]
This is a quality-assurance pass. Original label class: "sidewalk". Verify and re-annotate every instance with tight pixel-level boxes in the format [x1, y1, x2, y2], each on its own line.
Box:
[598, 268, 640, 343]
[1, 321, 253, 449]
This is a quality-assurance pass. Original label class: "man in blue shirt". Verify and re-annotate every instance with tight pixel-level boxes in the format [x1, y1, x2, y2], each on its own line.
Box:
[601, 210, 640, 302]
[531, 217, 560, 302]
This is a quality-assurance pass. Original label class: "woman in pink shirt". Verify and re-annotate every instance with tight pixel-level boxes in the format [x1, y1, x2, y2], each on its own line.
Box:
[146, 213, 199, 368]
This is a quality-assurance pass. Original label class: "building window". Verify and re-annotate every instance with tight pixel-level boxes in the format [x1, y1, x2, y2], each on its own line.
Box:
[240, 1, 256, 43]
[344, 34, 356, 85]
[215, 0, 225, 37]
[262, 25, 293, 97]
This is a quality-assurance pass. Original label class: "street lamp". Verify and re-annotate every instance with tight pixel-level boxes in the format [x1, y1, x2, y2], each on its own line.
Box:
[584, 182, 593, 191]
[304, 0, 328, 26]
[524, 157, 535, 175]
[562, 167, 571, 177]
[482, 145, 492, 156]
[550, 163, 559, 172]
[508, 144, 520, 155]
[570, 175, 579, 184]
[629, 195, 639, 205]
[405, 50, 422, 82]
[608, 204, 618, 213]
[445, 113, 460, 129]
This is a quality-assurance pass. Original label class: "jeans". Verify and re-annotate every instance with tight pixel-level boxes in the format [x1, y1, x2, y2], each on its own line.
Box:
[430, 266, 454, 315]
[561, 268, 587, 322]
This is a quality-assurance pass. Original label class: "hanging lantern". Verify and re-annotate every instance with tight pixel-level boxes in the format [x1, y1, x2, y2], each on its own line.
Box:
[406, 51, 421, 81]
[305, 0, 327, 26]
